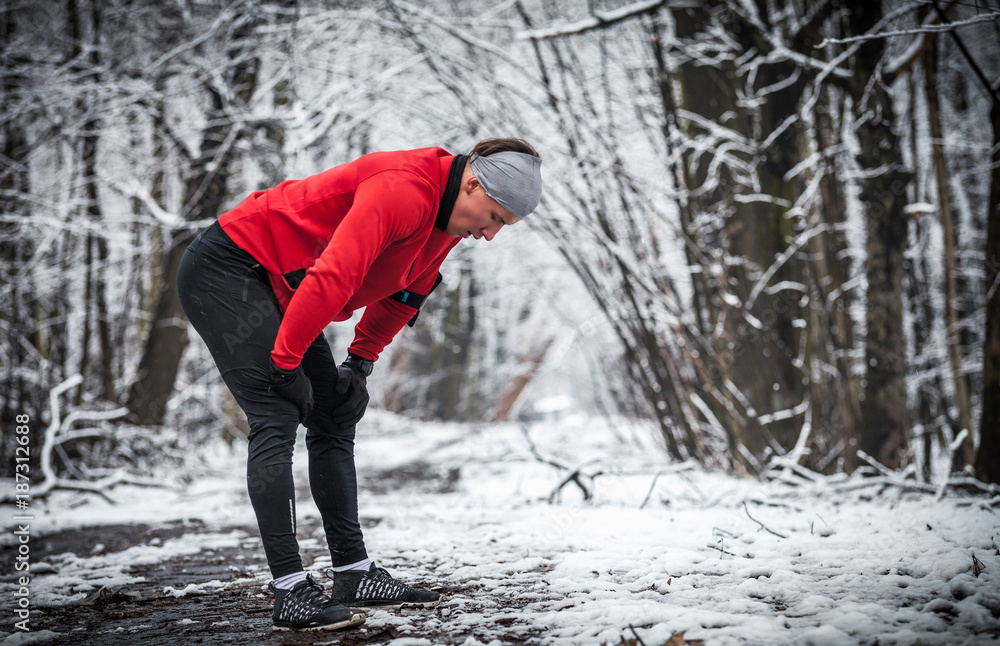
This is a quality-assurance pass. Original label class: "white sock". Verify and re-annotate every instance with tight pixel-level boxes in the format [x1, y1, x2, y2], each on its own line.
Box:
[271, 570, 309, 590]
[327, 557, 372, 573]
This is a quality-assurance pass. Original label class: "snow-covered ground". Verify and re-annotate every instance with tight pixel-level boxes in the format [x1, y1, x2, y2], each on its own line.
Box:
[2, 411, 999, 645]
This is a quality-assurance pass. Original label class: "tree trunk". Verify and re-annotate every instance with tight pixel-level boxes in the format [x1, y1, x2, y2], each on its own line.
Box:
[124, 8, 265, 426]
[125, 227, 196, 425]
[974, 101, 1000, 483]
[923, 39, 975, 469]
[672, 4, 810, 466]
[71, 0, 114, 405]
[0, 7, 45, 477]
[648, 12, 744, 467]
[126, 97, 246, 424]
[811, 88, 861, 473]
[848, 2, 912, 469]
[124, 119, 234, 424]
[125, 0, 265, 426]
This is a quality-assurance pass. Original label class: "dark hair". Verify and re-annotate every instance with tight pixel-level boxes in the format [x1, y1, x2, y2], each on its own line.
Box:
[469, 137, 539, 159]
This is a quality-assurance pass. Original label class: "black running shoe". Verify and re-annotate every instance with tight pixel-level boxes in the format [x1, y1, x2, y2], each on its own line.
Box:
[270, 574, 366, 631]
[326, 563, 441, 610]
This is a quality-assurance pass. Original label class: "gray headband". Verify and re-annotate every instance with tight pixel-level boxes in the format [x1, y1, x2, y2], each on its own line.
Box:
[470, 151, 543, 219]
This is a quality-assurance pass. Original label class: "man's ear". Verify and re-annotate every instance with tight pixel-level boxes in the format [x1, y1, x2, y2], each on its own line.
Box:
[465, 175, 479, 195]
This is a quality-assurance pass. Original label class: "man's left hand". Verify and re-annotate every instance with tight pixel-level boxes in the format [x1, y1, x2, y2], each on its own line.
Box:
[330, 355, 371, 427]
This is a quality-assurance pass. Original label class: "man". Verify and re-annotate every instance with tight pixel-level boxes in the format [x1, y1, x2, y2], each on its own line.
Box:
[176, 138, 542, 631]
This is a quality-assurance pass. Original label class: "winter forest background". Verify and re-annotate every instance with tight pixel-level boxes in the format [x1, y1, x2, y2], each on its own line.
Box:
[1, 0, 999, 491]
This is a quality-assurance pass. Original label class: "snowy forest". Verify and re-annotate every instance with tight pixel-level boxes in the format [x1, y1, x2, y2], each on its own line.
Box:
[2, 0, 998, 486]
[3, 1, 1000, 644]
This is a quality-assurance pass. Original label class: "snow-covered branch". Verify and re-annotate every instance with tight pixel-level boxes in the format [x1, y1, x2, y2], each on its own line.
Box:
[14, 375, 169, 502]
[820, 12, 1000, 48]
[516, 0, 679, 41]
[389, 0, 545, 92]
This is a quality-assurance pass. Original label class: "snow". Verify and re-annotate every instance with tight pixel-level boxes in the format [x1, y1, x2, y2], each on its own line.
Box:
[0, 631, 62, 645]
[162, 581, 229, 597]
[3, 412, 999, 645]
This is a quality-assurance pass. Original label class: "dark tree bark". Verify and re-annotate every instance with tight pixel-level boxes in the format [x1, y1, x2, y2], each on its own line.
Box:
[808, 89, 861, 473]
[975, 101, 1000, 483]
[669, 3, 818, 469]
[0, 7, 45, 477]
[849, 3, 912, 469]
[923, 37, 975, 469]
[69, 0, 115, 404]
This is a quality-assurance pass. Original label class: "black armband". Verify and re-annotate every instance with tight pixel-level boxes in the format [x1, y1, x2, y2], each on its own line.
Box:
[389, 273, 444, 327]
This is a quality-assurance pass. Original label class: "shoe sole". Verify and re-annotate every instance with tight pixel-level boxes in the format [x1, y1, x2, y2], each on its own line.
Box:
[272, 611, 366, 631]
[347, 599, 441, 611]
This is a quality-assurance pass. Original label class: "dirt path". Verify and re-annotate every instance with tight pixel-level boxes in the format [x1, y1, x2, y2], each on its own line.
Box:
[2, 518, 545, 645]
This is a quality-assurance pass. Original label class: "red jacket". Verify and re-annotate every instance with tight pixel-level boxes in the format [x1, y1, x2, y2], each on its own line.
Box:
[218, 147, 461, 369]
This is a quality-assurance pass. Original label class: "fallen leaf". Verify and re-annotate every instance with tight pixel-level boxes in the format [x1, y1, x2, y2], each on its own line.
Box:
[972, 552, 985, 577]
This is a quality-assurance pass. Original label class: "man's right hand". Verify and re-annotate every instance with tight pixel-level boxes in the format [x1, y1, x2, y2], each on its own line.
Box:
[269, 358, 314, 422]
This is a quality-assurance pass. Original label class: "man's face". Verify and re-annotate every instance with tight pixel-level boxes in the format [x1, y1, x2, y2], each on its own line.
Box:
[446, 174, 520, 240]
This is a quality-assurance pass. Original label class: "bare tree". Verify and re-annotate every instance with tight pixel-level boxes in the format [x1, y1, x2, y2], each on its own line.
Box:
[68, 0, 115, 404]
[0, 3, 45, 466]
[976, 98, 1000, 483]
[126, 3, 265, 425]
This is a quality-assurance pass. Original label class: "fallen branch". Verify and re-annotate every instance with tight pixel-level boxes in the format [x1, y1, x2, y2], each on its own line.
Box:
[23, 375, 169, 502]
[760, 452, 999, 502]
[520, 424, 568, 471]
[856, 449, 897, 479]
[547, 466, 604, 503]
[520, 424, 605, 503]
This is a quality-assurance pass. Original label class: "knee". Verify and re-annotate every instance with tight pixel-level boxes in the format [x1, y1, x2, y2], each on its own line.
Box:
[245, 411, 299, 464]
[305, 420, 356, 453]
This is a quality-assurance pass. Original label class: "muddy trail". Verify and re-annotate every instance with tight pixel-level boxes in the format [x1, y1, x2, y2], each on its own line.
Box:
[0, 464, 550, 645]
[2, 516, 546, 646]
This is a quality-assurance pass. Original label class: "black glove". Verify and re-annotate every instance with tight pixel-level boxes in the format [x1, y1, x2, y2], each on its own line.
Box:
[330, 354, 371, 427]
[269, 358, 314, 422]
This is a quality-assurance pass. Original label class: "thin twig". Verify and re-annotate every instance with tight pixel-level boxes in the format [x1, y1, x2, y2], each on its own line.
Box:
[639, 471, 663, 509]
[928, 0, 1000, 112]
[628, 624, 648, 646]
[520, 424, 567, 471]
[707, 543, 738, 557]
[817, 11, 1000, 46]
[743, 501, 788, 539]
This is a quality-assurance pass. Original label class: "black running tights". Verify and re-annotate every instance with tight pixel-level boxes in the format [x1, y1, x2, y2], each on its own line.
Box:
[177, 222, 369, 578]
